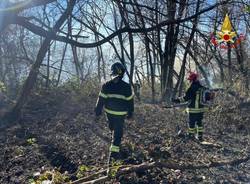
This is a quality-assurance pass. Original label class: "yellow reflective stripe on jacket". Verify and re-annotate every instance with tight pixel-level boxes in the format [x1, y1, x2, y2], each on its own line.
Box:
[99, 93, 133, 101]
[126, 94, 134, 100]
[186, 108, 208, 113]
[104, 108, 127, 115]
[99, 92, 108, 98]
[106, 94, 133, 100]
[110, 145, 120, 152]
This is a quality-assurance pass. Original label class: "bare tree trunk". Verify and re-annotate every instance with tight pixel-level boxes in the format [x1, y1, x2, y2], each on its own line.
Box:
[95, 31, 106, 82]
[100, 46, 106, 80]
[174, 0, 200, 97]
[211, 9, 225, 85]
[71, 46, 81, 82]
[135, 67, 142, 85]
[234, 39, 249, 90]
[140, 59, 145, 84]
[161, 0, 178, 102]
[56, 43, 68, 86]
[146, 54, 150, 84]
[116, 1, 135, 83]
[68, 13, 84, 84]
[244, 52, 249, 92]
[144, 37, 155, 102]
[93, 31, 102, 83]
[68, 16, 81, 84]
[46, 46, 50, 88]
[3, 0, 76, 123]
[227, 43, 233, 86]
[155, 0, 163, 92]
[97, 45, 101, 83]
[133, 0, 155, 102]
[128, 32, 135, 84]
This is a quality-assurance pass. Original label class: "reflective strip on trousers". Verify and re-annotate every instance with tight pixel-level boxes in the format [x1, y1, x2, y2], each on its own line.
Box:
[110, 145, 120, 153]
[188, 128, 196, 133]
[197, 126, 204, 132]
[104, 108, 127, 115]
[186, 108, 208, 113]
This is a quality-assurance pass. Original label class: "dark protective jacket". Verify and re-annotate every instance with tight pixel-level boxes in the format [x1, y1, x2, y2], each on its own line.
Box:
[95, 77, 134, 116]
[177, 81, 208, 113]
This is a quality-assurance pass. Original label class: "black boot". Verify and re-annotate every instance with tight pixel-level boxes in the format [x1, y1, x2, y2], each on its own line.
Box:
[196, 126, 203, 142]
[188, 133, 195, 140]
[198, 133, 203, 142]
[110, 152, 120, 160]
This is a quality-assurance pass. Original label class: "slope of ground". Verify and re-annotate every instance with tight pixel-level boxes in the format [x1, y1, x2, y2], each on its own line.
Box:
[0, 88, 249, 184]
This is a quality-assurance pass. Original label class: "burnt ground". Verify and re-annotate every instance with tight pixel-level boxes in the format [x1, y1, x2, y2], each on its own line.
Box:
[0, 89, 250, 184]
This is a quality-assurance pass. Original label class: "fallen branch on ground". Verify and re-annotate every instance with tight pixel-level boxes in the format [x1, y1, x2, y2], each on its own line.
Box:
[71, 154, 250, 184]
[70, 164, 134, 184]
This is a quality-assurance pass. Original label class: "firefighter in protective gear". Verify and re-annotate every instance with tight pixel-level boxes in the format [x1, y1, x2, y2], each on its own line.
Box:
[95, 62, 134, 159]
[172, 72, 207, 141]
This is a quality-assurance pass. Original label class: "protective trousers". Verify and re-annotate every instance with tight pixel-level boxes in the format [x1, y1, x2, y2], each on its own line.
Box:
[106, 113, 124, 158]
[188, 113, 204, 140]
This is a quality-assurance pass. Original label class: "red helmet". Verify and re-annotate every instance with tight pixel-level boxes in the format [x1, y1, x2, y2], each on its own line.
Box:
[187, 72, 198, 81]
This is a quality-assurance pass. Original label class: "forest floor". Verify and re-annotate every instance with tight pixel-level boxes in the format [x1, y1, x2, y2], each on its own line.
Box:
[0, 88, 250, 184]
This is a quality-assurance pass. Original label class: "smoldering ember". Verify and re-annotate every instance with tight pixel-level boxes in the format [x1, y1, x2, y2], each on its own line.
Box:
[0, 0, 249, 184]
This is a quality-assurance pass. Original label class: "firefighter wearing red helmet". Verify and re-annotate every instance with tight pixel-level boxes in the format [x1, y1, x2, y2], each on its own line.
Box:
[187, 72, 198, 81]
[172, 72, 207, 141]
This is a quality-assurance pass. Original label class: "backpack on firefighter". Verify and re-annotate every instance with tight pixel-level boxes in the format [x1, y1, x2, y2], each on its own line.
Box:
[187, 72, 215, 107]
[199, 87, 216, 106]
